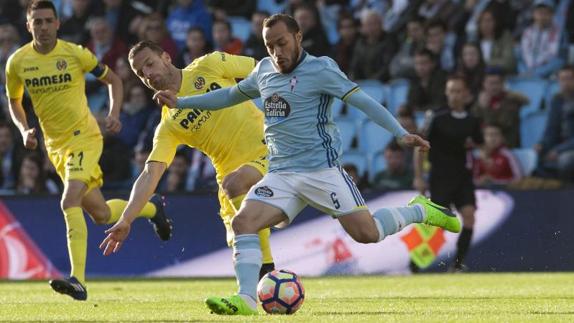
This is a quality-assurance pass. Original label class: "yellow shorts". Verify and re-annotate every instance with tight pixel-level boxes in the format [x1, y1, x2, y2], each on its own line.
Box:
[47, 135, 103, 191]
[218, 155, 268, 245]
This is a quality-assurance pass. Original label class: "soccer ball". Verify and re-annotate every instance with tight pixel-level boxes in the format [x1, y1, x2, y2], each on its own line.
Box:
[257, 269, 305, 314]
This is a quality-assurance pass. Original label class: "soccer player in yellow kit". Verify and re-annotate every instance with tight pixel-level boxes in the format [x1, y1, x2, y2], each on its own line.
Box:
[5, 1, 171, 300]
[99, 41, 275, 276]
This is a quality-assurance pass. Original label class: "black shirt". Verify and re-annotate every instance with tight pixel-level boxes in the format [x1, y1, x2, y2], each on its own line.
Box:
[425, 110, 483, 175]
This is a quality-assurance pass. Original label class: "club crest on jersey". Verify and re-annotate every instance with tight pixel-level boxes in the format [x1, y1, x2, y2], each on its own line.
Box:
[194, 76, 206, 89]
[264, 93, 290, 118]
[254, 186, 274, 197]
[56, 59, 67, 71]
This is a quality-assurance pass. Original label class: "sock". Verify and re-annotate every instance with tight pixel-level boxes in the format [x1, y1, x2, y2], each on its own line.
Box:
[63, 207, 87, 284]
[231, 194, 274, 265]
[105, 199, 156, 224]
[233, 234, 261, 305]
[454, 228, 473, 268]
[372, 206, 424, 241]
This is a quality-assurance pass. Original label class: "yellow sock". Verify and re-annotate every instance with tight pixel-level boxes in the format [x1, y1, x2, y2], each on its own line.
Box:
[258, 227, 274, 264]
[105, 199, 156, 224]
[230, 194, 274, 264]
[63, 207, 87, 284]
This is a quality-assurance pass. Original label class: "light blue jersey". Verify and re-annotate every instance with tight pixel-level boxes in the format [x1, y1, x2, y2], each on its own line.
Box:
[237, 52, 359, 172]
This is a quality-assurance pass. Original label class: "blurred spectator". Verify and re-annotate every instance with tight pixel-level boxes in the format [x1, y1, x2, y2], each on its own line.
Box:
[294, 4, 331, 57]
[95, 111, 132, 190]
[397, 107, 419, 134]
[390, 15, 426, 80]
[176, 27, 212, 68]
[0, 0, 28, 42]
[130, 139, 152, 184]
[0, 122, 22, 190]
[165, 149, 191, 193]
[117, 84, 153, 149]
[100, 0, 140, 43]
[138, 13, 178, 60]
[59, 0, 93, 45]
[462, 0, 514, 42]
[212, 19, 243, 55]
[519, 0, 566, 78]
[0, 23, 20, 110]
[86, 16, 128, 71]
[15, 153, 58, 194]
[372, 140, 413, 190]
[242, 11, 269, 61]
[186, 149, 217, 192]
[456, 42, 486, 98]
[535, 65, 574, 181]
[207, 0, 256, 20]
[475, 8, 516, 74]
[471, 66, 528, 148]
[349, 10, 397, 82]
[334, 13, 359, 76]
[473, 124, 522, 186]
[417, 0, 461, 30]
[166, 0, 213, 50]
[114, 56, 140, 98]
[425, 19, 456, 72]
[406, 48, 447, 112]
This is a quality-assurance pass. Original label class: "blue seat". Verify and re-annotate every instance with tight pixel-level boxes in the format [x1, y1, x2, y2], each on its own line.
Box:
[229, 17, 251, 42]
[257, 0, 285, 13]
[520, 111, 548, 148]
[358, 121, 394, 155]
[335, 118, 357, 151]
[340, 150, 368, 178]
[369, 150, 387, 182]
[506, 77, 547, 118]
[545, 80, 559, 110]
[385, 79, 409, 115]
[512, 148, 538, 176]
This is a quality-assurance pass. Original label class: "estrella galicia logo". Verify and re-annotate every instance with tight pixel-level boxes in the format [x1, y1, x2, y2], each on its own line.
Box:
[194, 76, 205, 89]
[254, 186, 274, 197]
[264, 93, 290, 118]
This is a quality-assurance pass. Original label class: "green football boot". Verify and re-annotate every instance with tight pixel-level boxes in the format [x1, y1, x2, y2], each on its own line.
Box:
[205, 295, 258, 315]
[408, 195, 462, 233]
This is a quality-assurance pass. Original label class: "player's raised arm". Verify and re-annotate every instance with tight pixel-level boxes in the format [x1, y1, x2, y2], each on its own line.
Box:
[154, 85, 250, 110]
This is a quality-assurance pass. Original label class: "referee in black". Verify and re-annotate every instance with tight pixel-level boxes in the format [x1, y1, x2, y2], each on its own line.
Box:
[414, 76, 483, 272]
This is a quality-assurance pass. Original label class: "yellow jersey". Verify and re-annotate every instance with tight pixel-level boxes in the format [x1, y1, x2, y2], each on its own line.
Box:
[148, 52, 267, 182]
[5, 39, 107, 149]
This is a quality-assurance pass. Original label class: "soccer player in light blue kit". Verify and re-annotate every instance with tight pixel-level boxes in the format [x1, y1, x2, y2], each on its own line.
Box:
[154, 14, 461, 315]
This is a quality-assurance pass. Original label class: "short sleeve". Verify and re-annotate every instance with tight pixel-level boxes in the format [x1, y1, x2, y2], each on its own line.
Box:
[318, 57, 358, 100]
[5, 54, 24, 100]
[236, 61, 261, 99]
[74, 44, 108, 79]
[204, 51, 256, 79]
[147, 120, 179, 166]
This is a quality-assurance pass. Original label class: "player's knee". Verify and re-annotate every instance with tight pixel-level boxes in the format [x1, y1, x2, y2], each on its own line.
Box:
[222, 173, 249, 198]
[231, 214, 256, 235]
[349, 227, 379, 244]
[60, 196, 81, 211]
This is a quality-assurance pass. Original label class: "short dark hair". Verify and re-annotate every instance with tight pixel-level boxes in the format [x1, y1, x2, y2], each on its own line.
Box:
[414, 48, 436, 61]
[27, 0, 58, 19]
[129, 41, 164, 61]
[213, 19, 232, 33]
[447, 75, 469, 89]
[485, 65, 506, 78]
[425, 19, 447, 33]
[263, 14, 300, 34]
[385, 140, 404, 153]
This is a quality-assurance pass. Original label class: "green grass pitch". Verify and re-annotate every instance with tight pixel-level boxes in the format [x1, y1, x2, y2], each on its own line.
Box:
[1, 273, 573, 322]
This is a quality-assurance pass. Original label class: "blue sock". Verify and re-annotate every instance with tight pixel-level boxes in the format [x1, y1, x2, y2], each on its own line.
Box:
[233, 234, 261, 301]
[372, 206, 424, 241]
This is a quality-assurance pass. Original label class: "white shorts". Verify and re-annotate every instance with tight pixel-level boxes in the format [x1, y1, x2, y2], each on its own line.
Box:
[245, 167, 368, 227]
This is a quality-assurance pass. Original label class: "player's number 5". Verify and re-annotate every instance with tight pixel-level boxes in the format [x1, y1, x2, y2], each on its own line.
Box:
[330, 192, 340, 209]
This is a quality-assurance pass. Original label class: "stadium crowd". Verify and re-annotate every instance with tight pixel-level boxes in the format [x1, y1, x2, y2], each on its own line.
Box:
[1, 0, 573, 195]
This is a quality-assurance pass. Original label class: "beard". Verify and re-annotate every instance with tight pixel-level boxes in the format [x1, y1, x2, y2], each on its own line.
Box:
[278, 45, 301, 74]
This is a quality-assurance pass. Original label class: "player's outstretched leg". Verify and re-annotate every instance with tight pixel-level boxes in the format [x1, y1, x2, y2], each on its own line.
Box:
[408, 195, 461, 233]
[49, 276, 87, 301]
[148, 194, 173, 241]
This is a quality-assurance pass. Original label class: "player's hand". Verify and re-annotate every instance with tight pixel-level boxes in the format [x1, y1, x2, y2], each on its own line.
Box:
[99, 219, 131, 256]
[399, 134, 430, 152]
[153, 90, 178, 109]
[105, 114, 122, 134]
[413, 177, 426, 194]
[23, 128, 38, 150]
